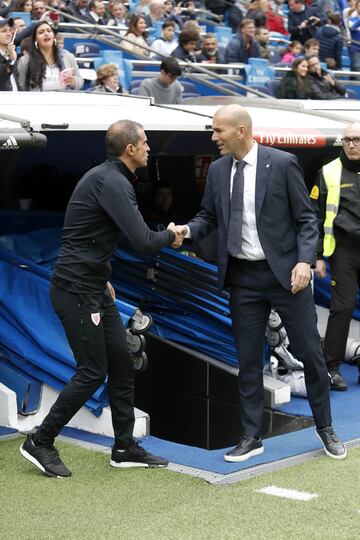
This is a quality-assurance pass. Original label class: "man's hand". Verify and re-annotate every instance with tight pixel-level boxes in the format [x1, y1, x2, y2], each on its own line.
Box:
[107, 281, 116, 301]
[167, 222, 186, 248]
[291, 262, 311, 294]
[314, 259, 327, 279]
[7, 43, 17, 62]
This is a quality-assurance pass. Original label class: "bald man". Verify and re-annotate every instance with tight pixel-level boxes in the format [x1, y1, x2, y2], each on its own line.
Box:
[176, 105, 346, 462]
[314, 122, 360, 391]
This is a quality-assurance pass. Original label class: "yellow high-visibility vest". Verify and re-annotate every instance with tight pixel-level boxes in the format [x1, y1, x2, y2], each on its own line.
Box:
[322, 158, 342, 257]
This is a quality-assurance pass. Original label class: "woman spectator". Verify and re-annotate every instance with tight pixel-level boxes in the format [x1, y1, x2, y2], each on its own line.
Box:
[277, 57, 313, 98]
[91, 63, 123, 93]
[13, 0, 32, 12]
[17, 21, 83, 90]
[280, 40, 302, 64]
[121, 14, 150, 57]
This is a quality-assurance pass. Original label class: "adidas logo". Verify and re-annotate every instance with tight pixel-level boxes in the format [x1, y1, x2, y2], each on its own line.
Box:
[1, 136, 19, 150]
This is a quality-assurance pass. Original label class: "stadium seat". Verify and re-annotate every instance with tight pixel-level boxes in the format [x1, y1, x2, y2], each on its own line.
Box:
[179, 80, 197, 93]
[183, 92, 201, 99]
[9, 11, 31, 25]
[130, 79, 143, 91]
[73, 42, 100, 58]
[345, 88, 358, 99]
[342, 55, 351, 69]
[215, 26, 233, 48]
[265, 79, 280, 97]
[244, 58, 275, 87]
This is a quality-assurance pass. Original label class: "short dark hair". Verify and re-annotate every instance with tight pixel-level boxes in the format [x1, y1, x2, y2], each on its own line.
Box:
[304, 37, 319, 49]
[160, 57, 182, 76]
[162, 20, 175, 30]
[179, 29, 198, 46]
[106, 120, 143, 157]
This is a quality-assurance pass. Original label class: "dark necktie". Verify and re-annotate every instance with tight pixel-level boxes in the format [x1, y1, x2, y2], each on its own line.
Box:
[228, 160, 246, 257]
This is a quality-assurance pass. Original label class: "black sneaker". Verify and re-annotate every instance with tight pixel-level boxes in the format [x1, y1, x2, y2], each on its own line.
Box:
[224, 436, 264, 462]
[20, 434, 72, 478]
[316, 427, 347, 460]
[110, 442, 168, 468]
[329, 370, 348, 391]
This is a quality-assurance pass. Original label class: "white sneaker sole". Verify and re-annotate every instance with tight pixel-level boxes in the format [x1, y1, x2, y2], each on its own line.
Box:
[316, 432, 347, 460]
[110, 460, 167, 468]
[224, 445, 264, 462]
[20, 445, 68, 478]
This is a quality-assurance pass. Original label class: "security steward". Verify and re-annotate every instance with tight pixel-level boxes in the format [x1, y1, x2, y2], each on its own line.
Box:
[20, 119, 182, 478]
[312, 122, 360, 391]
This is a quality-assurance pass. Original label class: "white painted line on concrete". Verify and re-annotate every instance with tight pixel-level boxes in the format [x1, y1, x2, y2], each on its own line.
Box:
[257, 486, 319, 501]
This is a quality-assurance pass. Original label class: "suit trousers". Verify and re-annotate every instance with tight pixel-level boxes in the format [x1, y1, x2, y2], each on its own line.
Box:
[36, 284, 135, 448]
[324, 243, 360, 371]
[228, 258, 332, 438]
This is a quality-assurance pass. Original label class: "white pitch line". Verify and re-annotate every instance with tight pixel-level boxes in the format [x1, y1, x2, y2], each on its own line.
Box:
[257, 486, 319, 501]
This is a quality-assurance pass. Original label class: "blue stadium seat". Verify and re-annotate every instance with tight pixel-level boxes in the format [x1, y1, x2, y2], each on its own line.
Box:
[342, 55, 351, 69]
[265, 79, 280, 97]
[215, 26, 233, 48]
[179, 80, 197, 93]
[345, 88, 358, 99]
[73, 42, 100, 58]
[245, 58, 275, 87]
[216, 82, 246, 95]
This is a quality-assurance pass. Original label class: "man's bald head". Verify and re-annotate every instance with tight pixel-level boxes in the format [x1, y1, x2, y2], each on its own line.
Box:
[212, 105, 254, 160]
[342, 122, 360, 161]
[213, 105, 253, 135]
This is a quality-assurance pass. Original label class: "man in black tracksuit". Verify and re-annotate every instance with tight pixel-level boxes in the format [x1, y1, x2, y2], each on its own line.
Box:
[312, 122, 360, 391]
[20, 120, 180, 477]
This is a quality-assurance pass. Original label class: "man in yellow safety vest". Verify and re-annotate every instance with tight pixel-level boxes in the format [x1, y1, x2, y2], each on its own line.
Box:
[312, 122, 360, 391]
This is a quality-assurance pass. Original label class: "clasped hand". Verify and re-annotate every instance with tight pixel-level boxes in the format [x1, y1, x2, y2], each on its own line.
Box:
[167, 222, 187, 248]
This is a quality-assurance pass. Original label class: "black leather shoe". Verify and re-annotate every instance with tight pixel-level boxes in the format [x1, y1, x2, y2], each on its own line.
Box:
[224, 436, 264, 462]
[316, 427, 347, 460]
[329, 371, 348, 391]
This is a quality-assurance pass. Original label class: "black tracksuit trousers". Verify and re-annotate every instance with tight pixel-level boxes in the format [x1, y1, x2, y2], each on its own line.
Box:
[36, 283, 135, 448]
[324, 243, 360, 371]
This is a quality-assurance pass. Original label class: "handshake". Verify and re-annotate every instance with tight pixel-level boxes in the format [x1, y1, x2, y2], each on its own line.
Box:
[167, 222, 188, 248]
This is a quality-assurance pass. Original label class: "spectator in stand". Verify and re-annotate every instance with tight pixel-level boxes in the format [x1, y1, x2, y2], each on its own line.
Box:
[91, 63, 123, 93]
[150, 20, 177, 58]
[107, 1, 129, 29]
[144, 0, 166, 29]
[12, 16, 27, 33]
[13, 0, 33, 12]
[138, 56, 183, 103]
[86, 0, 108, 24]
[226, 0, 244, 33]
[171, 28, 200, 61]
[204, 0, 227, 17]
[316, 12, 343, 69]
[65, 0, 90, 22]
[17, 20, 83, 90]
[304, 37, 320, 56]
[0, 0, 17, 18]
[347, 0, 360, 75]
[163, 0, 183, 29]
[225, 18, 261, 64]
[288, 0, 324, 45]
[307, 54, 347, 99]
[198, 32, 226, 64]
[121, 14, 150, 57]
[263, 0, 287, 35]
[31, 0, 47, 21]
[0, 18, 18, 91]
[280, 40, 302, 63]
[277, 56, 313, 98]
[343, 0, 357, 40]
[246, 0, 267, 27]
[255, 26, 270, 59]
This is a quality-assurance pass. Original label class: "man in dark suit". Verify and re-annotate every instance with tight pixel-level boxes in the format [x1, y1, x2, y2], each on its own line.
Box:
[176, 104, 346, 462]
[20, 120, 182, 478]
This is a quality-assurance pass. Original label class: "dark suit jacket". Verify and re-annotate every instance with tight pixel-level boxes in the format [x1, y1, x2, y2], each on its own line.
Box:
[188, 145, 318, 291]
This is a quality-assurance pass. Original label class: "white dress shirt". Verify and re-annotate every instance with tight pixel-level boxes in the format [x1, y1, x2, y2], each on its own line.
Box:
[230, 141, 265, 260]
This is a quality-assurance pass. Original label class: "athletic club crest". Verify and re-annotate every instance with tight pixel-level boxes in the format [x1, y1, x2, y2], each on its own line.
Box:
[91, 313, 101, 326]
